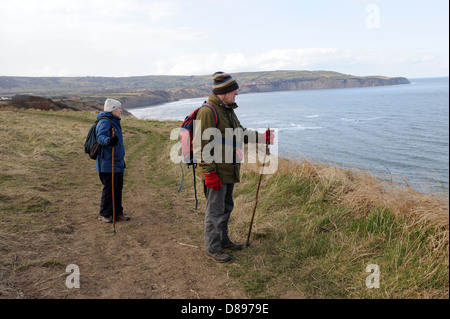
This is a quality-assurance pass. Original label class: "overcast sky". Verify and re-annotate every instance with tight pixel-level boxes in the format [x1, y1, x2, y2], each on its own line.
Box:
[0, 0, 448, 78]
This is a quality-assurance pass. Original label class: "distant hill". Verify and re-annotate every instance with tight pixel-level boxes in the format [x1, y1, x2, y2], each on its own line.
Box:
[0, 70, 410, 109]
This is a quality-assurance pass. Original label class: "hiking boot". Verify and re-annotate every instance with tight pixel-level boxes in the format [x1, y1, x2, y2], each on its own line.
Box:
[116, 214, 130, 221]
[222, 241, 243, 251]
[98, 216, 113, 223]
[206, 251, 231, 263]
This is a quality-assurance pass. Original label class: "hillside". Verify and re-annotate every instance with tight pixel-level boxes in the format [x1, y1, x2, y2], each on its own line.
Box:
[0, 70, 410, 109]
[0, 108, 447, 299]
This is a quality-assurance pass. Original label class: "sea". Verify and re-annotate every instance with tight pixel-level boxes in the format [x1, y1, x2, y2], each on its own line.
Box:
[129, 77, 449, 194]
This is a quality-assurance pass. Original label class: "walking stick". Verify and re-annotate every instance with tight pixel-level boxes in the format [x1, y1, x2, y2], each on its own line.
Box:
[246, 128, 270, 247]
[111, 128, 116, 234]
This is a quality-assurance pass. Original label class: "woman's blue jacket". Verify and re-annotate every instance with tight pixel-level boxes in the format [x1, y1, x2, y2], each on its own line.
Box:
[95, 112, 125, 173]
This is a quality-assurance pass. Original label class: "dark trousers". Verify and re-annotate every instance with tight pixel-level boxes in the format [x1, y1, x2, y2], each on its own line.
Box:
[203, 182, 235, 253]
[99, 172, 124, 218]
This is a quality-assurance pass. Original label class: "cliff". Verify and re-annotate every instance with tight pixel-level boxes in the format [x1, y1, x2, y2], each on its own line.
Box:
[119, 88, 208, 108]
[238, 75, 410, 93]
[0, 70, 410, 109]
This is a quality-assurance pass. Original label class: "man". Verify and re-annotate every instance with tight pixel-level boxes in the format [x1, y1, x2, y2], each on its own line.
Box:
[96, 98, 130, 223]
[194, 72, 274, 262]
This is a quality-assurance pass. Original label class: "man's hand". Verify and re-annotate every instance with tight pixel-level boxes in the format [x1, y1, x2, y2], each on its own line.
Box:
[204, 171, 223, 191]
[260, 129, 275, 145]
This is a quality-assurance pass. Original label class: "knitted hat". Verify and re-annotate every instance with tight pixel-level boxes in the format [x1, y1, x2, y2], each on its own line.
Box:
[212, 72, 239, 94]
[104, 98, 122, 112]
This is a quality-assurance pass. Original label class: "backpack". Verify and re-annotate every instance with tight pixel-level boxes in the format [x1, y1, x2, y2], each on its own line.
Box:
[180, 102, 219, 165]
[84, 117, 113, 160]
[178, 102, 219, 222]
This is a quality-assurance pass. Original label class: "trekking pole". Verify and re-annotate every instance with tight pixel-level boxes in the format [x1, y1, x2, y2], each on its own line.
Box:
[111, 128, 116, 235]
[192, 164, 199, 223]
[246, 128, 270, 247]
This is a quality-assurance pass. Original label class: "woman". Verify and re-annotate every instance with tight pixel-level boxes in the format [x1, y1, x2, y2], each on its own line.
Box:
[95, 98, 130, 223]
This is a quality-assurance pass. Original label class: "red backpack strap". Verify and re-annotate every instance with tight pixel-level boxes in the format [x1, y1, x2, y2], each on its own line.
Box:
[201, 102, 219, 127]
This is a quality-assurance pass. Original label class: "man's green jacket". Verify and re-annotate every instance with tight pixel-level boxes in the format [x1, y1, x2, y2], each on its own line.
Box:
[193, 92, 259, 184]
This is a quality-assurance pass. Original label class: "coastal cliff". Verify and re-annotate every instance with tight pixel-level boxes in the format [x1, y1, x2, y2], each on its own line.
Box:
[238, 75, 409, 93]
[118, 74, 410, 108]
[0, 70, 410, 109]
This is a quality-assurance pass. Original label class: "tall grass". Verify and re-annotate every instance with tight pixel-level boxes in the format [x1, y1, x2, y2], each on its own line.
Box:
[230, 156, 448, 298]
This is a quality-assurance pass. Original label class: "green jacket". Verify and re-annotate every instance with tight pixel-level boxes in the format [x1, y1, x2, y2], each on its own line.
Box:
[194, 92, 258, 184]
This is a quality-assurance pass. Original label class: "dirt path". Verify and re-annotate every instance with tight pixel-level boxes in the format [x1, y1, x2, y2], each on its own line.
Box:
[3, 119, 246, 299]
[64, 130, 246, 299]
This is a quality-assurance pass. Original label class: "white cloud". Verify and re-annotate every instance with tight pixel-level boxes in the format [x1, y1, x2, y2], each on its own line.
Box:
[146, 1, 179, 21]
[253, 48, 340, 71]
[153, 48, 449, 77]
[155, 53, 224, 75]
[422, 55, 435, 63]
[154, 49, 343, 75]
[0, 1, 447, 77]
[222, 53, 248, 71]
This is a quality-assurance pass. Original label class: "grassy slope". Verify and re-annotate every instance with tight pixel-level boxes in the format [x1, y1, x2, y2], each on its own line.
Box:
[234, 159, 448, 298]
[0, 108, 448, 299]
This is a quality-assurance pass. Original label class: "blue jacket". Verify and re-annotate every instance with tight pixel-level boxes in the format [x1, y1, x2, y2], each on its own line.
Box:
[95, 112, 125, 173]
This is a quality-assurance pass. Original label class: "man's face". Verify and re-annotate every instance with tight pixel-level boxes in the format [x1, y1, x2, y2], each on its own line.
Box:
[222, 90, 238, 105]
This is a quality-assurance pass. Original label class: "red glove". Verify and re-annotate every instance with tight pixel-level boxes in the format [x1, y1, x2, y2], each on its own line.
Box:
[260, 129, 275, 145]
[204, 171, 223, 191]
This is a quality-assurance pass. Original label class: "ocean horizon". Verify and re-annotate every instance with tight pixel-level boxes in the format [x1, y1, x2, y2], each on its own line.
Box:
[129, 77, 449, 194]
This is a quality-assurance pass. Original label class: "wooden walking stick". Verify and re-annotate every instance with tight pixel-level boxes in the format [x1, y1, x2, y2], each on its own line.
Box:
[111, 128, 116, 234]
[246, 128, 270, 247]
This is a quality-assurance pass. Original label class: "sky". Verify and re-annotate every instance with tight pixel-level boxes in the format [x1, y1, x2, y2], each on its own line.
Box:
[0, 0, 448, 78]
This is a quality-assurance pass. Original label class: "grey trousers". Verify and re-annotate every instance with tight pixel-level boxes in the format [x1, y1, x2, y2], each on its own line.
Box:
[203, 182, 235, 253]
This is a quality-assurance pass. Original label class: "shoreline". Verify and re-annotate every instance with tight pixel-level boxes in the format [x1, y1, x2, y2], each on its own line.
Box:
[2, 77, 447, 194]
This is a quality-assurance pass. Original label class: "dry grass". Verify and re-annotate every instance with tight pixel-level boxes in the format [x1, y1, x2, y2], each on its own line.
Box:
[1, 108, 448, 299]
[234, 153, 448, 298]
[263, 155, 448, 229]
